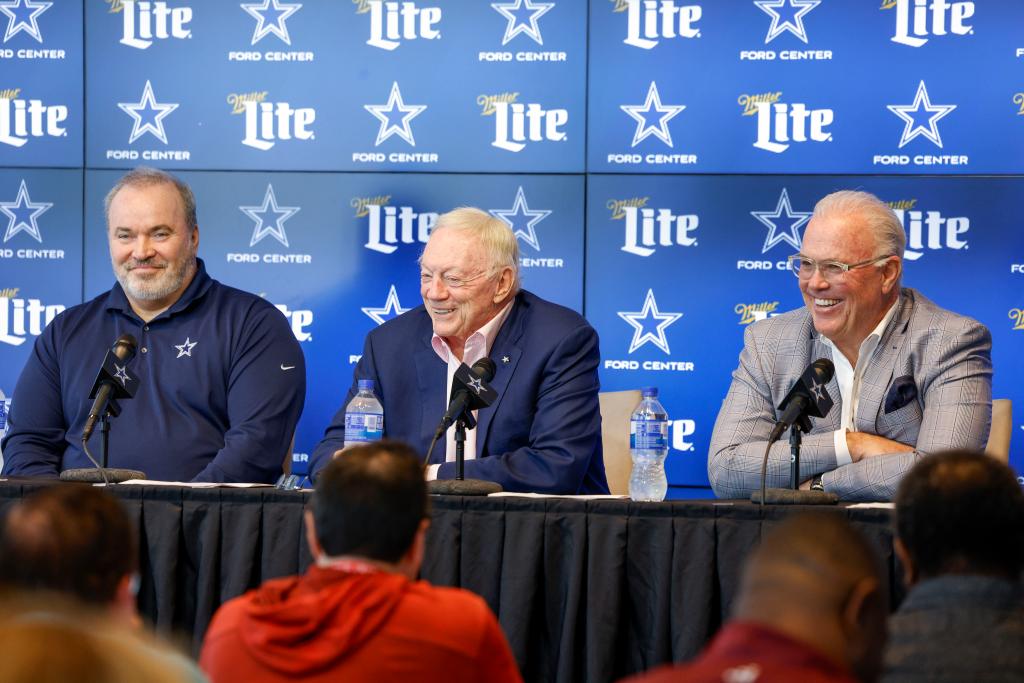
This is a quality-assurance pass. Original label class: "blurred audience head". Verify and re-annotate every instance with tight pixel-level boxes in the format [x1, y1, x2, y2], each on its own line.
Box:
[307, 440, 430, 578]
[894, 449, 1024, 584]
[735, 513, 888, 683]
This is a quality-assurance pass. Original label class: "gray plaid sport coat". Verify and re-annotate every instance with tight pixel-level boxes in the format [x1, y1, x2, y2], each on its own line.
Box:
[708, 288, 992, 502]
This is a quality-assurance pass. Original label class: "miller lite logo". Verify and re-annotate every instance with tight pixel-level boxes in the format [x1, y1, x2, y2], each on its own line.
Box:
[115, 0, 192, 50]
[356, 197, 438, 254]
[0, 289, 64, 347]
[363, 0, 442, 51]
[1013, 93, 1024, 116]
[1009, 308, 1024, 331]
[740, 93, 833, 153]
[889, 201, 969, 261]
[611, 201, 698, 257]
[0, 89, 67, 148]
[480, 93, 567, 152]
[617, 0, 702, 50]
[735, 301, 779, 325]
[229, 92, 315, 151]
[884, 0, 974, 48]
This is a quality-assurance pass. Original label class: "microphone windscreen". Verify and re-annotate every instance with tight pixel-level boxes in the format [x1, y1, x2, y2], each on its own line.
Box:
[112, 334, 139, 362]
[811, 358, 835, 384]
[471, 357, 496, 382]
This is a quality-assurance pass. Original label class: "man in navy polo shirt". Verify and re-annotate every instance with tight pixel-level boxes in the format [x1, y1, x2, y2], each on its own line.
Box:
[0, 167, 305, 482]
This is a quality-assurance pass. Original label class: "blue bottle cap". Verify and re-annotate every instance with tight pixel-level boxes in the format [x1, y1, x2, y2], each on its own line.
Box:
[357, 379, 375, 391]
[642, 387, 658, 397]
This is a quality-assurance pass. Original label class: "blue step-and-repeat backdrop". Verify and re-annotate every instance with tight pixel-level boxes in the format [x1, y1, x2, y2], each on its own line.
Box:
[1, 0, 1022, 490]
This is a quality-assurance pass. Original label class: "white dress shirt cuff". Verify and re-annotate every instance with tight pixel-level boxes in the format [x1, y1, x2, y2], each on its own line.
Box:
[833, 429, 852, 467]
[426, 464, 440, 481]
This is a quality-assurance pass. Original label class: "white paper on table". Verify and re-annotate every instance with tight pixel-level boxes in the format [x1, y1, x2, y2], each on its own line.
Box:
[846, 502, 894, 509]
[116, 480, 274, 488]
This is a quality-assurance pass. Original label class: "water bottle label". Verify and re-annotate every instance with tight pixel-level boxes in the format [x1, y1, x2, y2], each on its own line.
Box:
[344, 413, 383, 443]
[631, 420, 667, 450]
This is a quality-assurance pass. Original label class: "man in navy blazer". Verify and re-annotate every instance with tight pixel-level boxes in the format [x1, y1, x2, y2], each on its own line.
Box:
[310, 208, 608, 494]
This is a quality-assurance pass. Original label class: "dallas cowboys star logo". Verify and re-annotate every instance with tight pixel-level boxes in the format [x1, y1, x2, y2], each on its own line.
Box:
[754, 0, 820, 44]
[174, 337, 198, 358]
[467, 376, 484, 393]
[240, 0, 301, 46]
[0, 0, 52, 43]
[1, 180, 51, 243]
[489, 186, 550, 252]
[810, 379, 826, 403]
[620, 81, 686, 148]
[751, 188, 811, 253]
[113, 364, 130, 387]
[617, 289, 683, 355]
[886, 80, 957, 149]
[364, 82, 426, 147]
[361, 285, 410, 326]
[117, 80, 179, 145]
[491, 0, 553, 46]
[240, 184, 300, 248]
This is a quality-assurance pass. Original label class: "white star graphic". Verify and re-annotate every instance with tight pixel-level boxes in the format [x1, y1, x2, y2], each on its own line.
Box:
[361, 285, 410, 326]
[174, 337, 198, 358]
[501, 355, 510, 364]
[117, 80, 179, 145]
[810, 379, 826, 403]
[364, 82, 426, 147]
[0, 0, 51, 43]
[489, 186, 551, 252]
[754, 0, 820, 44]
[240, 0, 301, 46]
[240, 184, 300, 248]
[491, 0, 553, 46]
[886, 80, 957, 149]
[620, 81, 686, 148]
[113, 364, 130, 387]
[467, 377, 484, 393]
[1, 180, 51, 243]
[750, 188, 811, 254]
[617, 289, 683, 355]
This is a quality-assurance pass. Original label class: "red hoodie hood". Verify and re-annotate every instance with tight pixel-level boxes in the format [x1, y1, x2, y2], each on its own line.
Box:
[235, 565, 409, 676]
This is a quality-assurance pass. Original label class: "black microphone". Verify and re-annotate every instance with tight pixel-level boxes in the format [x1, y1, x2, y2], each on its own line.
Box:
[82, 334, 138, 443]
[435, 357, 497, 438]
[768, 358, 835, 443]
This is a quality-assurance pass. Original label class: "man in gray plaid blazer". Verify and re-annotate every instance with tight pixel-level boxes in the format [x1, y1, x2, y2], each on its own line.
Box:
[709, 190, 992, 501]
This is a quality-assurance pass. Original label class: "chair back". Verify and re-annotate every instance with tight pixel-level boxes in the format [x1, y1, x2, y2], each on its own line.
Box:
[985, 399, 1012, 463]
[599, 390, 642, 496]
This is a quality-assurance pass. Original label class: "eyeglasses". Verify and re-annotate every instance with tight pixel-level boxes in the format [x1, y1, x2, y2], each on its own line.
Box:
[786, 254, 893, 281]
[419, 270, 490, 290]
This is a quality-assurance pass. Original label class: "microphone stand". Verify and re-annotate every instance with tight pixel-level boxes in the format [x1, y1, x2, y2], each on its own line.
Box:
[99, 398, 120, 469]
[428, 408, 502, 496]
[752, 417, 838, 506]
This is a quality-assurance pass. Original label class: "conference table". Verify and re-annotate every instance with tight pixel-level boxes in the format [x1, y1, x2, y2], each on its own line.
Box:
[0, 481, 900, 683]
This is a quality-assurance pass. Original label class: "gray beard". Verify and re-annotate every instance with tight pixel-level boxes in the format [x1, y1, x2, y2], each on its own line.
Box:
[116, 256, 196, 302]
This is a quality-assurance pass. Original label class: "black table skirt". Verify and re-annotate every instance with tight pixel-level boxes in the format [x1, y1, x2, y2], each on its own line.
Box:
[0, 482, 899, 683]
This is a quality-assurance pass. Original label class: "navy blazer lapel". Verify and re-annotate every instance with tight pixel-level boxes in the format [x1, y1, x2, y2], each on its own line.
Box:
[415, 318, 447, 463]
[476, 295, 526, 454]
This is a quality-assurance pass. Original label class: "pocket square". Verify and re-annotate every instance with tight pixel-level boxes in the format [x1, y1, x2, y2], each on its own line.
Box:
[884, 375, 918, 414]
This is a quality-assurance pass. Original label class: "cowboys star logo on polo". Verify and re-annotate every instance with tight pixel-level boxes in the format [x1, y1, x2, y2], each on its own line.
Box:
[113, 363, 131, 387]
[0, 0, 51, 43]
[240, 184, 299, 248]
[489, 186, 550, 252]
[750, 188, 810, 253]
[620, 81, 685, 148]
[754, 0, 819, 44]
[491, 0, 553, 46]
[117, 80, 179, 145]
[1, 180, 51, 243]
[364, 82, 426, 146]
[174, 336, 197, 358]
[240, 0, 301, 45]
[618, 289, 682, 355]
[886, 80, 956, 149]
[361, 285, 410, 325]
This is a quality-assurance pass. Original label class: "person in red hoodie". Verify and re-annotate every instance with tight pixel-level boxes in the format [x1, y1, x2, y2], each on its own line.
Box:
[624, 513, 888, 683]
[199, 440, 523, 683]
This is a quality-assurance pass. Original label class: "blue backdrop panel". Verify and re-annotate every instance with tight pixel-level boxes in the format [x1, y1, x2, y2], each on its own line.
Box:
[85, 0, 585, 172]
[84, 169, 584, 458]
[587, 0, 1024, 174]
[587, 174, 1024, 487]
[0, 0, 82, 167]
[0, 168, 83, 445]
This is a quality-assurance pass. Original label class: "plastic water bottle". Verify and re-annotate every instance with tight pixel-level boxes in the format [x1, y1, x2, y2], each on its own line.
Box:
[629, 387, 669, 502]
[344, 379, 384, 448]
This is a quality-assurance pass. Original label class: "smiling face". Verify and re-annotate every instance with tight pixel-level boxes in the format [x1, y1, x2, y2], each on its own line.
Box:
[419, 227, 514, 357]
[108, 182, 198, 316]
[798, 213, 900, 361]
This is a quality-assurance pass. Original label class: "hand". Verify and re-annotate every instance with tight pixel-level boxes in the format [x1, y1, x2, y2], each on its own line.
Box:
[845, 431, 914, 462]
[799, 478, 812, 491]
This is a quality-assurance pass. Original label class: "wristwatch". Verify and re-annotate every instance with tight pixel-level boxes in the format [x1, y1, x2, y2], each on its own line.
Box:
[810, 475, 825, 492]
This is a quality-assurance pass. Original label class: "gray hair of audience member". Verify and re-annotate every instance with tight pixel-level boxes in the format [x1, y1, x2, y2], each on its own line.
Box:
[894, 449, 1024, 582]
[0, 484, 136, 606]
[813, 190, 905, 277]
[424, 207, 520, 294]
[735, 513, 888, 683]
[103, 166, 198, 233]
